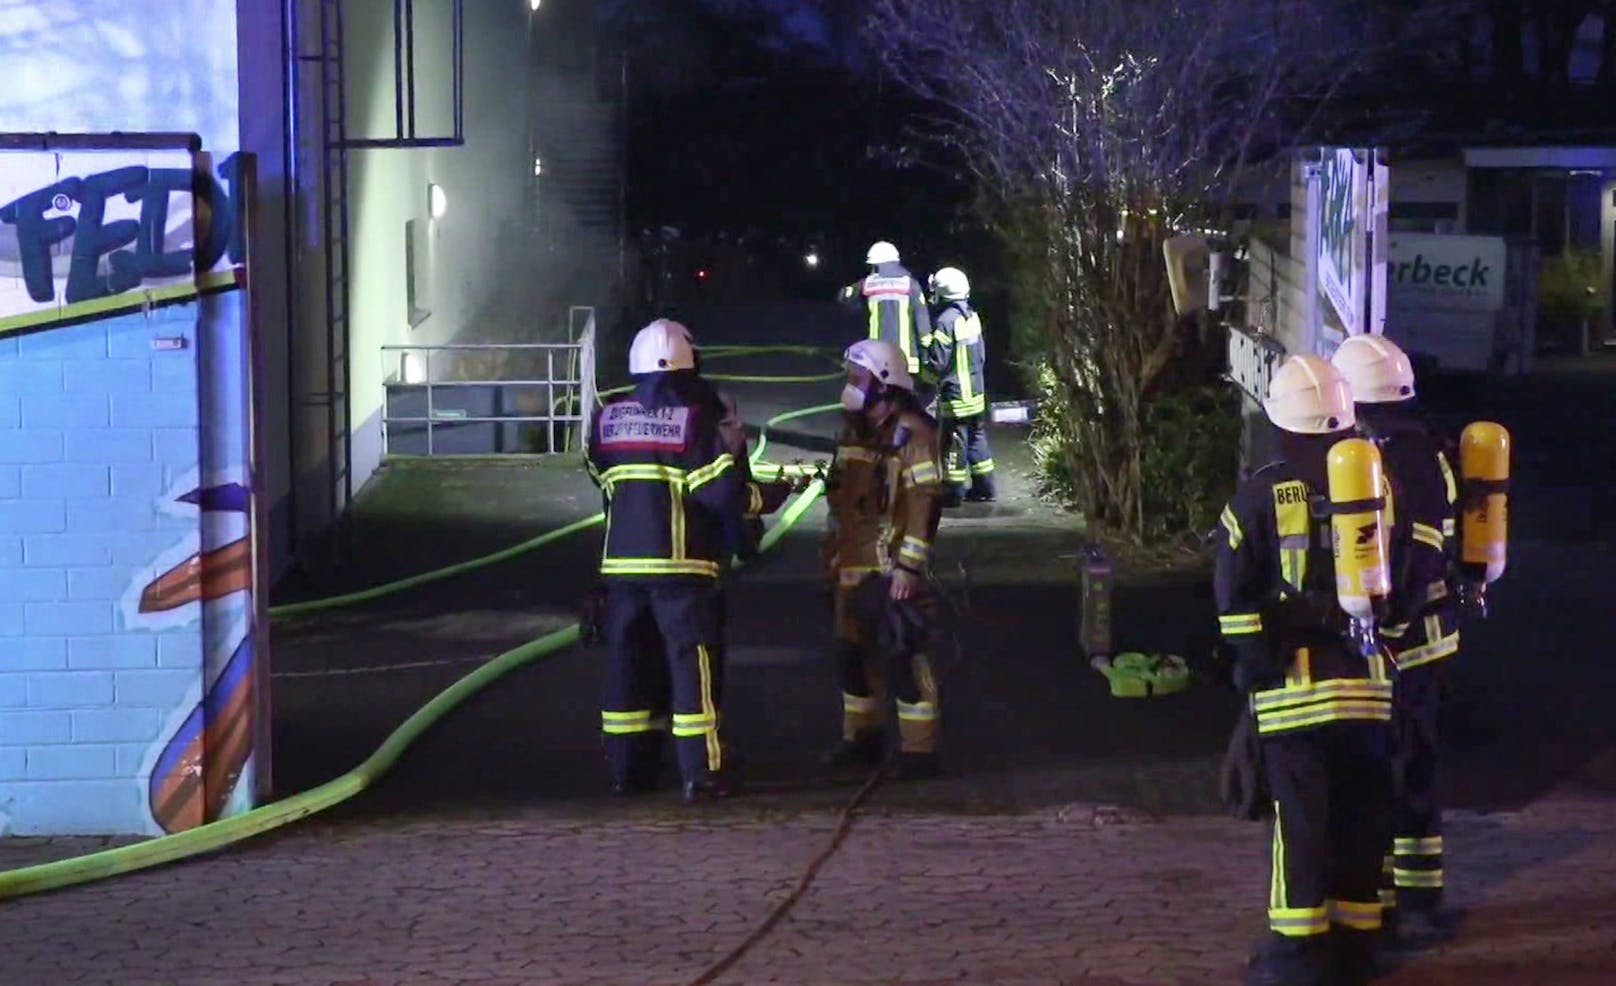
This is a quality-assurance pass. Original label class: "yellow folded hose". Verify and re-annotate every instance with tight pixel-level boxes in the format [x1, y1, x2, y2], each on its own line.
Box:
[0, 347, 843, 900]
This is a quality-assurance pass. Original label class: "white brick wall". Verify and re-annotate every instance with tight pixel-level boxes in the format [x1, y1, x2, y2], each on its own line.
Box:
[0, 308, 205, 835]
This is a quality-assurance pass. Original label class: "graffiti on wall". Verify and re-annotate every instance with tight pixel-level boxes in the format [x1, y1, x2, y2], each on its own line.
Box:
[122, 471, 258, 833]
[0, 149, 246, 336]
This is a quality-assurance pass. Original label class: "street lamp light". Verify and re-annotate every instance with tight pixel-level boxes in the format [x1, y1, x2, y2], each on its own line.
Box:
[805, 252, 820, 269]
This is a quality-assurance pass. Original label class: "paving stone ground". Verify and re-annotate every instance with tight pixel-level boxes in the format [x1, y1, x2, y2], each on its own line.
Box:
[3, 787, 1615, 985]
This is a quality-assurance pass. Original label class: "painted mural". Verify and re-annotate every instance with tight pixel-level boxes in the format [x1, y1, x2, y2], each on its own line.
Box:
[0, 138, 262, 835]
[122, 471, 257, 833]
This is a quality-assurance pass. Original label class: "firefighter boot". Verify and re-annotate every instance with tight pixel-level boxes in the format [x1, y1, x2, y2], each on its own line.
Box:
[1244, 934, 1330, 986]
[682, 769, 742, 804]
[895, 750, 939, 780]
[824, 731, 886, 769]
[1328, 927, 1384, 986]
[965, 471, 997, 503]
[1385, 902, 1455, 951]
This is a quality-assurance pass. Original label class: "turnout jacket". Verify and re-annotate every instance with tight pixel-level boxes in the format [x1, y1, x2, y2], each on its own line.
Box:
[925, 301, 987, 418]
[837, 261, 931, 376]
[586, 373, 756, 581]
[1214, 457, 1412, 735]
[1361, 406, 1461, 671]
[821, 403, 944, 586]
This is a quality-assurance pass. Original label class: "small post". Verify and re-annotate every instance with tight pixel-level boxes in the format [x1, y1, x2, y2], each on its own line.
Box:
[1079, 542, 1113, 669]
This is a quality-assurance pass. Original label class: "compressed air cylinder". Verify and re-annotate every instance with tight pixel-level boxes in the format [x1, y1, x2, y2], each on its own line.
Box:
[1327, 437, 1392, 621]
[1460, 421, 1510, 585]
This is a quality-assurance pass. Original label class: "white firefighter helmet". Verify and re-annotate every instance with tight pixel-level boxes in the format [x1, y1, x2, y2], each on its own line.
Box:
[843, 338, 915, 393]
[928, 266, 970, 301]
[1263, 354, 1355, 435]
[865, 240, 900, 265]
[628, 318, 696, 374]
[1331, 333, 1416, 404]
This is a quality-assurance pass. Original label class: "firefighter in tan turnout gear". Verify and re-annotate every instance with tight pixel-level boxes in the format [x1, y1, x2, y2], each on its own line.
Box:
[820, 338, 946, 779]
[1215, 355, 1403, 986]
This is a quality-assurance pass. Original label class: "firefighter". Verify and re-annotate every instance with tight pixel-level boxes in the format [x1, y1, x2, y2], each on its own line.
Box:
[820, 338, 946, 780]
[1216, 354, 1400, 986]
[585, 319, 760, 803]
[1331, 334, 1460, 945]
[925, 266, 996, 506]
[836, 241, 932, 388]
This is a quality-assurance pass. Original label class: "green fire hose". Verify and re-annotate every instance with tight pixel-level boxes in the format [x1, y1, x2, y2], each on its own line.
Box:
[0, 347, 845, 901]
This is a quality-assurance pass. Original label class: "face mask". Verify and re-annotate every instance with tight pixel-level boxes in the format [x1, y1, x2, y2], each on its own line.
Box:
[841, 382, 869, 413]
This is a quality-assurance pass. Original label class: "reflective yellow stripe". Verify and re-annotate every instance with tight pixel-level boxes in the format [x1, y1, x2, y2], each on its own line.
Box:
[696, 644, 721, 771]
[1442, 517, 1456, 539]
[1268, 906, 1330, 937]
[1252, 678, 1394, 712]
[602, 710, 655, 735]
[1393, 868, 1444, 889]
[899, 536, 930, 566]
[1255, 699, 1393, 733]
[600, 463, 684, 487]
[671, 713, 718, 736]
[1438, 451, 1457, 505]
[1220, 506, 1244, 549]
[1426, 580, 1449, 603]
[836, 445, 880, 463]
[838, 565, 883, 586]
[969, 458, 994, 475]
[946, 395, 987, 417]
[1392, 630, 1458, 670]
[1219, 613, 1263, 636]
[747, 483, 764, 514]
[896, 700, 937, 722]
[1331, 900, 1383, 931]
[1270, 808, 1285, 912]
[1412, 522, 1445, 550]
[905, 461, 941, 487]
[686, 452, 735, 490]
[600, 558, 720, 578]
[1394, 836, 1443, 855]
[843, 693, 881, 714]
[1380, 889, 1399, 908]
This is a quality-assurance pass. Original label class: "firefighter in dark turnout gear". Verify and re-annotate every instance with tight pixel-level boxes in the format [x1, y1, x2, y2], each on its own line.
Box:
[585, 319, 763, 803]
[925, 266, 995, 505]
[820, 339, 946, 780]
[1216, 355, 1400, 986]
[836, 241, 932, 383]
[1333, 335, 1461, 944]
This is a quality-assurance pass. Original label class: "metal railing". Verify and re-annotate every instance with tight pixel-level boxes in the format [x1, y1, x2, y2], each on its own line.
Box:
[381, 312, 597, 457]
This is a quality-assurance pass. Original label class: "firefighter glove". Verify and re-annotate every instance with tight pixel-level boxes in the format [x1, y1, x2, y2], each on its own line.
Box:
[1219, 710, 1270, 821]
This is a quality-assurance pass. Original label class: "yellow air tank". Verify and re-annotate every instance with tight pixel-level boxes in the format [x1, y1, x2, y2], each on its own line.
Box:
[1460, 421, 1510, 585]
[1327, 437, 1392, 621]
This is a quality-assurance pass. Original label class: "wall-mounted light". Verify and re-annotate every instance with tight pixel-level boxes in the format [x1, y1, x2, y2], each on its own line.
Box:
[529, 0, 541, 10]
[429, 183, 448, 220]
[533, 156, 543, 177]
[401, 352, 427, 385]
[804, 252, 820, 269]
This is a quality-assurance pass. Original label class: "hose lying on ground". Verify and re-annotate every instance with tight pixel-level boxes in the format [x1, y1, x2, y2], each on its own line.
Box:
[0, 351, 843, 900]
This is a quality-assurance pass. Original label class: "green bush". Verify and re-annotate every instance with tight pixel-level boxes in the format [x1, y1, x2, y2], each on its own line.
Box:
[1138, 386, 1241, 543]
[1538, 249, 1603, 330]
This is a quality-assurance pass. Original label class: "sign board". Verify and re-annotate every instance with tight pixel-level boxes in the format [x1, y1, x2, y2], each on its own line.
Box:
[1387, 233, 1507, 312]
[1318, 147, 1370, 337]
[0, 148, 245, 336]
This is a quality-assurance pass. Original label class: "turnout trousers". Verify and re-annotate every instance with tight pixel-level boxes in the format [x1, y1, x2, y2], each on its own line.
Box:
[600, 580, 726, 787]
[833, 573, 939, 755]
[1261, 721, 1394, 942]
[1385, 662, 1446, 913]
[942, 413, 996, 500]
